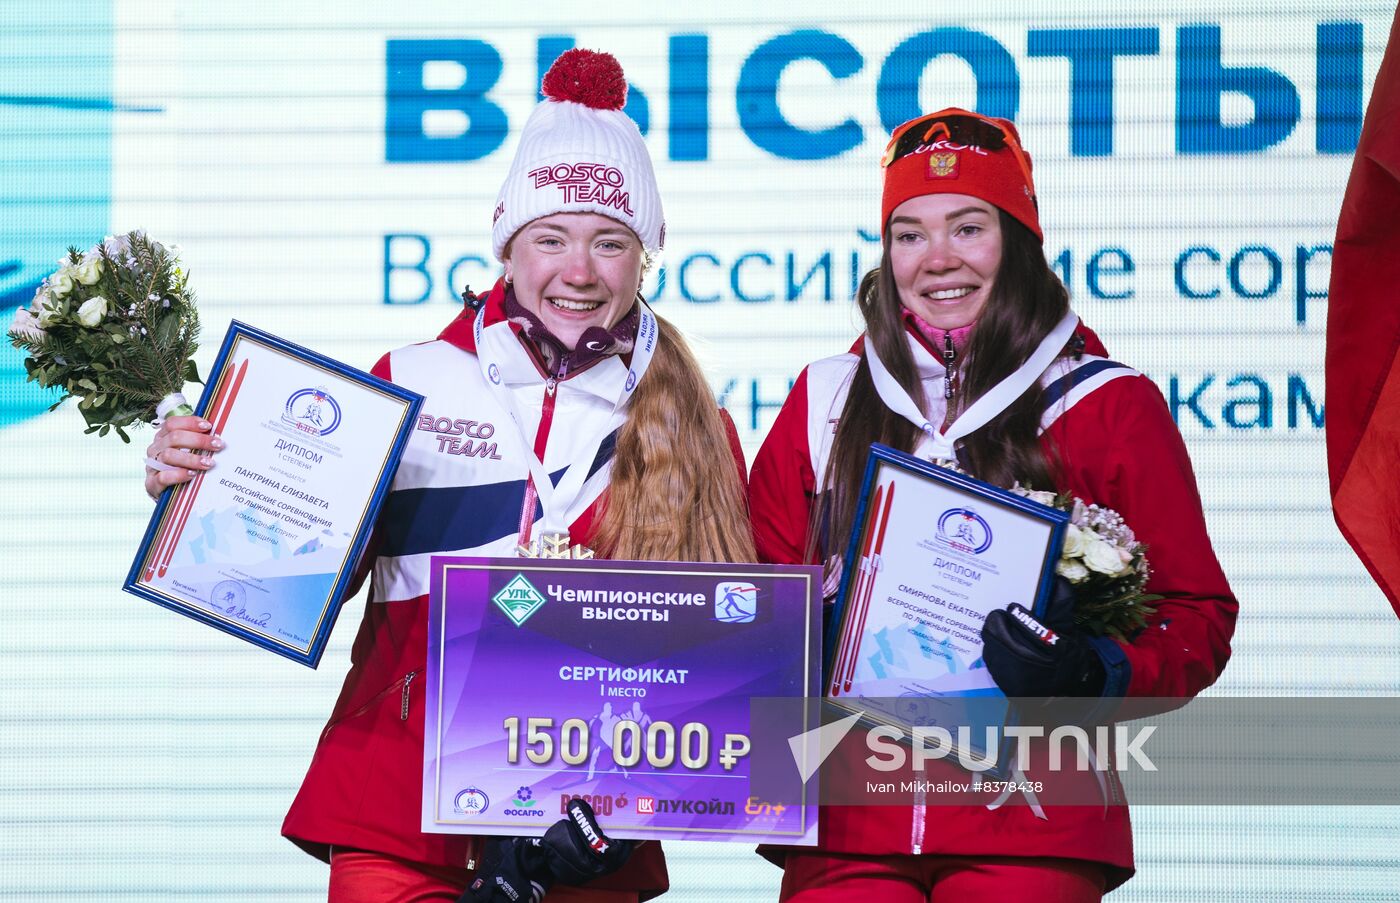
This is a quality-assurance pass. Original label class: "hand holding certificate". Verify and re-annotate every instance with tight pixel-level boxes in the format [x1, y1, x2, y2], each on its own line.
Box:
[422, 556, 823, 844]
[125, 322, 422, 666]
[824, 444, 1068, 768]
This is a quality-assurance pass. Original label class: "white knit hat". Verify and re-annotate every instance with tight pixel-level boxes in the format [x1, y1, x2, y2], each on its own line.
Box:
[491, 49, 664, 261]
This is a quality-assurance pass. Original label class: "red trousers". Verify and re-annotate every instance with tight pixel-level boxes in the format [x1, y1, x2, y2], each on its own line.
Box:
[327, 849, 640, 903]
[780, 851, 1105, 903]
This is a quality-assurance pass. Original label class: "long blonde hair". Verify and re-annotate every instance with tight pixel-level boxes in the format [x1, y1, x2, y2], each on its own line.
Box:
[592, 315, 756, 563]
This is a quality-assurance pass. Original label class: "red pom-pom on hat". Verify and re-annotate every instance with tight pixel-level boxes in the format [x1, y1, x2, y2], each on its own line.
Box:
[541, 48, 628, 111]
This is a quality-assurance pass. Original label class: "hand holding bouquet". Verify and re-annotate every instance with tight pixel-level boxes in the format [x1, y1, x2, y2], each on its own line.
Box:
[7, 231, 200, 442]
[1012, 487, 1160, 640]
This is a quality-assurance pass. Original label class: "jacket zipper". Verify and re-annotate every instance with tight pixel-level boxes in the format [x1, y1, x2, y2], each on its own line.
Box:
[518, 364, 565, 543]
[911, 766, 927, 855]
[319, 670, 418, 742]
[400, 670, 417, 720]
[942, 332, 958, 400]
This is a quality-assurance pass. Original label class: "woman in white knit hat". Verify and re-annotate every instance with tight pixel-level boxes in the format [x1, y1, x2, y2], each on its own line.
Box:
[143, 49, 754, 903]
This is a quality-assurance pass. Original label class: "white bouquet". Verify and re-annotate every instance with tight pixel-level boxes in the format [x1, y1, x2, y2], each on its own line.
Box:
[7, 231, 200, 441]
[1013, 486, 1160, 640]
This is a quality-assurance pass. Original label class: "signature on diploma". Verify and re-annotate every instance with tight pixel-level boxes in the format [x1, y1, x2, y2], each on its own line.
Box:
[225, 605, 272, 628]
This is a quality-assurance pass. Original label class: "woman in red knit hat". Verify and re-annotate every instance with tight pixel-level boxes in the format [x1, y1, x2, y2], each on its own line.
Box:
[143, 49, 755, 903]
[748, 109, 1237, 900]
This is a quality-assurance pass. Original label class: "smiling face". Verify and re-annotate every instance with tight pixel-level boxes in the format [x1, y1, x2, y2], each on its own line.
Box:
[887, 193, 1004, 331]
[503, 212, 645, 351]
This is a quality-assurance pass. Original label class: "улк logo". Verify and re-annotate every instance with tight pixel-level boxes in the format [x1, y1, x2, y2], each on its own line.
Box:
[714, 582, 758, 623]
[281, 387, 342, 437]
[494, 574, 547, 626]
[936, 508, 993, 555]
[453, 787, 489, 815]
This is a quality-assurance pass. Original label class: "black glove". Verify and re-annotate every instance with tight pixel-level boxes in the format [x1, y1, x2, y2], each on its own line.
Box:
[981, 577, 1107, 699]
[462, 798, 633, 903]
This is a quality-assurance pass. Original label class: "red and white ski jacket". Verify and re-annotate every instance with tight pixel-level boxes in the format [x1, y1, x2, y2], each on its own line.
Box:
[748, 322, 1237, 889]
[283, 281, 742, 899]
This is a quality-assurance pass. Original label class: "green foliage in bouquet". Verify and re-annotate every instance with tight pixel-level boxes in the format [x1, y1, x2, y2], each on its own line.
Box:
[1015, 488, 1161, 641]
[933, 455, 1163, 642]
[7, 231, 201, 442]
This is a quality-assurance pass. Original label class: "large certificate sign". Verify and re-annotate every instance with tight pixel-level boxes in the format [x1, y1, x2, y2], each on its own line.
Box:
[125, 321, 422, 667]
[423, 556, 822, 844]
[826, 444, 1067, 755]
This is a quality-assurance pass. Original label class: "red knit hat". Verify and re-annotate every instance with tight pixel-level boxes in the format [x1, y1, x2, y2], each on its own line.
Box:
[880, 108, 1041, 241]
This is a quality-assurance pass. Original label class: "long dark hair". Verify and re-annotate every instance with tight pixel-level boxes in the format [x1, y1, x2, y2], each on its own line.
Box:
[813, 210, 1070, 560]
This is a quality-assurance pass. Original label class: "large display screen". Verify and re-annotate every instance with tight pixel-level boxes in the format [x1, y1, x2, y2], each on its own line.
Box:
[3, 2, 1397, 898]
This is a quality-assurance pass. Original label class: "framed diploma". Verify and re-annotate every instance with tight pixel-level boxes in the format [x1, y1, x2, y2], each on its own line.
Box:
[825, 443, 1068, 766]
[124, 321, 422, 667]
[422, 556, 823, 844]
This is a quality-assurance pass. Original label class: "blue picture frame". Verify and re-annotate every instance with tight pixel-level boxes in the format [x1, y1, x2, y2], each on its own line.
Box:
[124, 320, 422, 667]
[824, 443, 1070, 777]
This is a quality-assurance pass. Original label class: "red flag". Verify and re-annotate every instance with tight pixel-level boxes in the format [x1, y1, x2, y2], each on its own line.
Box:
[1327, 6, 1400, 617]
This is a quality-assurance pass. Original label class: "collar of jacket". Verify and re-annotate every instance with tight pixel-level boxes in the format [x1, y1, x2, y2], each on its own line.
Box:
[437, 276, 507, 354]
[437, 277, 639, 371]
[902, 309, 975, 360]
[846, 313, 1111, 363]
[435, 276, 639, 403]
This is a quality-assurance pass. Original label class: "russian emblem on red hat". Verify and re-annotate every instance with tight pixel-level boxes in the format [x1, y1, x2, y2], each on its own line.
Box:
[927, 151, 959, 179]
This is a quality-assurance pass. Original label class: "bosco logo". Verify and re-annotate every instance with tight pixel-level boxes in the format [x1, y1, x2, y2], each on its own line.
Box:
[527, 161, 633, 215]
[936, 508, 993, 555]
[558, 793, 624, 817]
[281, 387, 342, 437]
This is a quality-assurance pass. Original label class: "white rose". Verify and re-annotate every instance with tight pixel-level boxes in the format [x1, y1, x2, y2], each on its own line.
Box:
[1056, 558, 1090, 583]
[1083, 536, 1130, 577]
[48, 268, 75, 297]
[72, 256, 104, 285]
[1061, 523, 1089, 558]
[1025, 489, 1057, 507]
[76, 295, 110, 327]
[8, 307, 45, 342]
